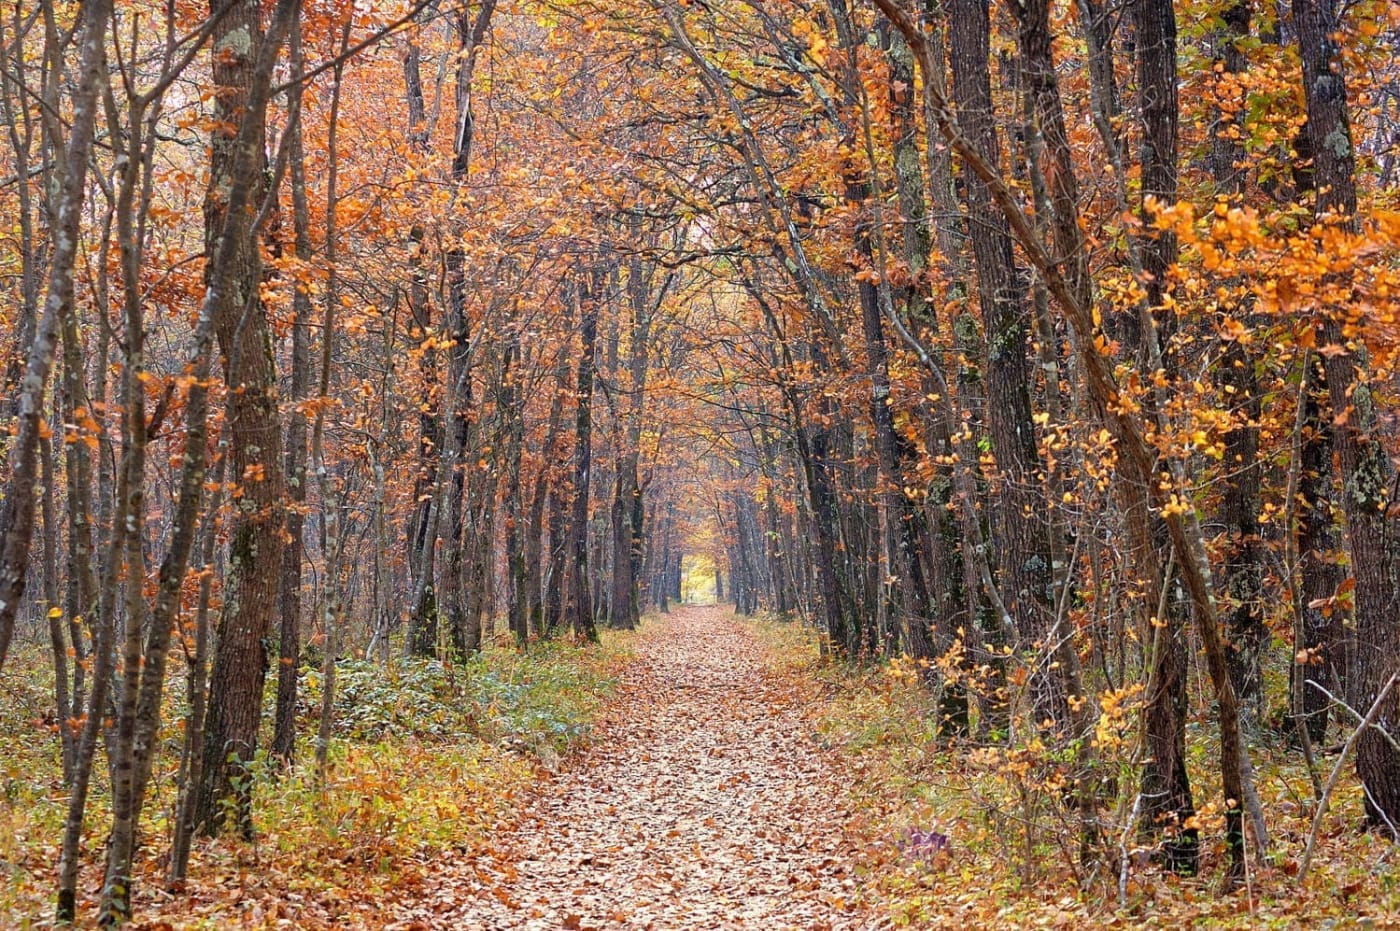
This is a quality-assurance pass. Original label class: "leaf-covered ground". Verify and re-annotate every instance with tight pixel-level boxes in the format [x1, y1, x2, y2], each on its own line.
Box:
[750, 619, 1400, 930]
[0, 637, 623, 928]
[379, 606, 871, 930]
[18, 606, 1393, 928]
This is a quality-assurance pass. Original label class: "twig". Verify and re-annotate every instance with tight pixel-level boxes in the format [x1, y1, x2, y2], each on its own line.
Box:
[1306, 680, 1400, 752]
[1118, 790, 1142, 911]
[1361, 781, 1400, 843]
[1299, 672, 1400, 880]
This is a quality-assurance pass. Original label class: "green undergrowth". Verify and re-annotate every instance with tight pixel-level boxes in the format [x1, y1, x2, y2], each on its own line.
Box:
[0, 629, 632, 926]
[745, 613, 1400, 930]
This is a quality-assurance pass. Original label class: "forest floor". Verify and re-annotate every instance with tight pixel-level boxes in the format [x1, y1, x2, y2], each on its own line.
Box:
[378, 605, 874, 930]
[10, 606, 1398, 928]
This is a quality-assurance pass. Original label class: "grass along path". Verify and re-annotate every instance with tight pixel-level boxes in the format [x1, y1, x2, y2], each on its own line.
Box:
[383, 606, 872, 930]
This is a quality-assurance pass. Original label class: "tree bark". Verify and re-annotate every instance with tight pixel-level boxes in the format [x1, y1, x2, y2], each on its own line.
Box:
[608, 249, 652, 630]
[0, 0, 111, 673]
[948, 0, 1066, 731]
[272, 13, 314, 767]
[1208, 1, 1268, 722]
[568, 270, 601, 642]
[195, 0, 295, 839]
[1293, 0, 1400, 828]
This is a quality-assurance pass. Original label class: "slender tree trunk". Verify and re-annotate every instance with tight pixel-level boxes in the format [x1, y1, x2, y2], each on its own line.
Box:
[101, 75, 164, 922]
[399, 24, 435, 654]
[531, 335, 571, 636]
[437, 0, 496, 660]
[1209, 1, 1267, 722]
[879, 0, 1256, 878]
[1123, 0, 1207, 873]
[59, 315, 96, 782]
[503, 333, 529, 646]
[170, 450, 227, 885]
[609, 250, 652, 630]
[37, 0, 116, 918]
[40, 422, 73, 782]
[830, 5, 935, 670]
[311, 16, 353, 783]
[0, 0, 111, 673]
[273, 13, 314, 767]
[1293, 358, 1346, 743]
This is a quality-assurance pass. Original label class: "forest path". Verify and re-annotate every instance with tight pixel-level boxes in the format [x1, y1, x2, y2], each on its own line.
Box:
[387, 606, 872, 930]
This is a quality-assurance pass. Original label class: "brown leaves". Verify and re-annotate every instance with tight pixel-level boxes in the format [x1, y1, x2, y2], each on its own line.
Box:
[378, 608, 869, 930]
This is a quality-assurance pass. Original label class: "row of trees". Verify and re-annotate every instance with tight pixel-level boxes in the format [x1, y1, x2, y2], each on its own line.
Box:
[0, 0, 1396, 921]
[668, 0, 1398, 887]
[0, 0, 729, 921]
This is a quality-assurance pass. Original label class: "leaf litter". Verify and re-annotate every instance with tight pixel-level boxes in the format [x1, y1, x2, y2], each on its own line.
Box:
[381, 606, 875, 930]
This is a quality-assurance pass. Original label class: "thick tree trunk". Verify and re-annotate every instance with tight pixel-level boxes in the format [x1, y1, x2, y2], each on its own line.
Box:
[567, 271, 600, 642]
[195, 0, 291, 839]
[1294, 0, 1400, 827]
[948, 0, 1067, 732]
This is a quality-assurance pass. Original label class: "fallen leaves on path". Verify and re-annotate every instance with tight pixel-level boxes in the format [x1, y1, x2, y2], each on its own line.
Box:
[383, 607, 875, 930]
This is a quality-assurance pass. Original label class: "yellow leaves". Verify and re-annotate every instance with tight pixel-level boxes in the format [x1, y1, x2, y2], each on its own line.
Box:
[789, 16, 830, 65]
[64, 407, 103, 451]
[1160, 493, 1192, 519]
[1217, 316, 1249, 342]
[1094, 682, 1144, 751]
[292, 396, 337, 418]
[1143, 196, 1196, 243]
[884, 653, 925, 686]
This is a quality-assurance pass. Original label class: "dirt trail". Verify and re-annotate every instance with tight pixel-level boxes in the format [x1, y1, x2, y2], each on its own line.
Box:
[389, 606, 872, 930]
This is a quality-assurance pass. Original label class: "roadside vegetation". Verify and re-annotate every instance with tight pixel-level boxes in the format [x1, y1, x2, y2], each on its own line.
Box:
[752, 615, 1400, 929]
[0, 634, 629, 925]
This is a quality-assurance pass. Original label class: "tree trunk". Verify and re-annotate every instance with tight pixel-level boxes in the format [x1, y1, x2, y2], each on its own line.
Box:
[609, 250, 652, 630]
[948, 0, 1067, 732]
[830, 2, 936, 671]
[568, 270, 600, 642]
[1293, 0, 1400, 828]
[1293, 358, 1346, 744]
[503, 333, 529, 646]
[532, 332, 572, 636]
[195, 0, 292, 839]
[170, 452, 228, 885]
[1208, 1, 1267, 723]
[273, 14, 314, 767]
[0, 0, 111, 673]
